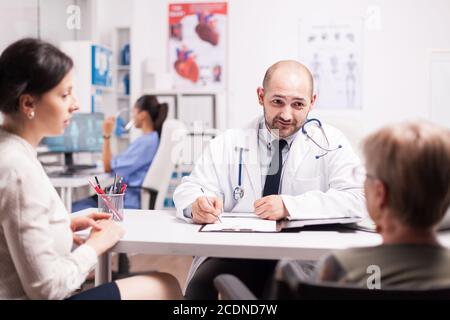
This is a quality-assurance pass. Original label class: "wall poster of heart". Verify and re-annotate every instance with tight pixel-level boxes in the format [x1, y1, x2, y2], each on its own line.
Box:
[168, 2, 227, 89]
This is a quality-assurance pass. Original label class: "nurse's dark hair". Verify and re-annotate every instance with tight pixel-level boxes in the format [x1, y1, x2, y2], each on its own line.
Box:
[135, 95, 168, 137]
[0, 38, 74, 115]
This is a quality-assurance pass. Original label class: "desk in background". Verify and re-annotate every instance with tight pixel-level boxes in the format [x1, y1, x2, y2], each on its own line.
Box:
[51, 172, 113, 213]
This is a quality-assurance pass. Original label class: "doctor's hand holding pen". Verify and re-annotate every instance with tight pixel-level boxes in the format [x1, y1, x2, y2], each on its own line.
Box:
[192, 189, 224, 224]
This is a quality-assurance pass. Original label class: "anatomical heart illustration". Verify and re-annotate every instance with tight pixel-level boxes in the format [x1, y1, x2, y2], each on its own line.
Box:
[195, 11, 219, 46]
[169, 2, 227, 89]
[174, 47, 199, 83]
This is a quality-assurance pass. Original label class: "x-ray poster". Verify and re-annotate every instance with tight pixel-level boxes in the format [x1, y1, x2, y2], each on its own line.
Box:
[169, 2, 227, 89]
[299, 18, 363, 109]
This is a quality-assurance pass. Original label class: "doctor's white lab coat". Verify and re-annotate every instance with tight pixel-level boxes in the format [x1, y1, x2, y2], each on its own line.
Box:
[173, 117, 367, 286]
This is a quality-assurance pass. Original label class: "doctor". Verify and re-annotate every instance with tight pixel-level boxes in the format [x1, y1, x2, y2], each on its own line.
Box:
[173, 60, 366, 299]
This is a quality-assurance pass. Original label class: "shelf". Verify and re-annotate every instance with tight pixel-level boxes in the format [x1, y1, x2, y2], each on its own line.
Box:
[92, 85, 114, 93]
[113, 27, 131, 121]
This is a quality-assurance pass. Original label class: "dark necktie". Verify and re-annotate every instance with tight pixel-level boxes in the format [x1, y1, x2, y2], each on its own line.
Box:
[262, 139, 288, 196]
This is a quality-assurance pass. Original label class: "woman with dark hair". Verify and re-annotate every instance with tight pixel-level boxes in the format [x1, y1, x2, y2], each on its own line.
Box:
[0, 38, 181, 300]
[100, 95, 168, 209]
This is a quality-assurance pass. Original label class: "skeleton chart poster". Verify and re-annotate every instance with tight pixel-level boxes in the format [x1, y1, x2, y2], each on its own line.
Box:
[299, 18, 363, 109]
[168, 2, 227, 89]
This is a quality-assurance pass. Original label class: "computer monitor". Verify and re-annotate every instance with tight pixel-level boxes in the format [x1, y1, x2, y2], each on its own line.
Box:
[42, 113, 104, 172]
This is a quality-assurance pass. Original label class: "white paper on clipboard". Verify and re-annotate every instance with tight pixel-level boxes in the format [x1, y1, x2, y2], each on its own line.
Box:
[200, 215, 278, 232]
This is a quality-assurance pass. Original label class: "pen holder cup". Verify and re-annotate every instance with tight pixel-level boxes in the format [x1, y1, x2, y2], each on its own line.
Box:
[98, 193, 125, 222]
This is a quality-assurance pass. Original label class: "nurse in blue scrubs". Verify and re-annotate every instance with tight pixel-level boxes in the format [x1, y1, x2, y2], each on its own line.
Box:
[72, 95, 168, 211]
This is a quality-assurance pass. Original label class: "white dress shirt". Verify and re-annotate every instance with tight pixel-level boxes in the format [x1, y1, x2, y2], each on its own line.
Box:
[257, 117, 297, 189]
[0, 128, 97, 300]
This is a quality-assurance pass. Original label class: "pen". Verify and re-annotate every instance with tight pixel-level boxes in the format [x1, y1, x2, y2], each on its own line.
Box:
[88, 179, 122, 220]
[94, 176, 101, 189]
[200, 187, 222, 223]
[112, 174, 117, 193]
[116, 177, 123, 194]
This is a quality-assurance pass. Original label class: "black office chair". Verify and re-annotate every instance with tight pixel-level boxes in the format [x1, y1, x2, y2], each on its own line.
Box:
[214, 260, 450, 300]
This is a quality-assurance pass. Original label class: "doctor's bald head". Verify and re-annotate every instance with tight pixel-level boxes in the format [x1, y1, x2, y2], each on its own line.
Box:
[262, 60, 314, 97]
[257, 60, 317, 138]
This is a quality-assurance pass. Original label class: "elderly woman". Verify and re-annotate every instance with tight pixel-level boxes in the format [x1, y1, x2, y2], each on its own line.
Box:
[313, 121, 450, 288]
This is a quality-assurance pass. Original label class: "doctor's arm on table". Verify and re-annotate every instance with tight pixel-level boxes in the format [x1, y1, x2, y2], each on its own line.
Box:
[173, 136, 227, 224]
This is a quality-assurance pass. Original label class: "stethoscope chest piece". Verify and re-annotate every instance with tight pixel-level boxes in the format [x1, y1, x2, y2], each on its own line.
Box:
[233, 146, 248, 202]
[233, 186, 244, 201]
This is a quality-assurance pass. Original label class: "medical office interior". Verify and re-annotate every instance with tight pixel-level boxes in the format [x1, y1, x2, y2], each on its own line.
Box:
[1, 0, 450, 301]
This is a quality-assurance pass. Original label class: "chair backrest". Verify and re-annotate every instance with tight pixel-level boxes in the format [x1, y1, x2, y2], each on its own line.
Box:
[214, 274, 258, 300]
[140, 119, 187, 209]
[275, 260, 450, 300]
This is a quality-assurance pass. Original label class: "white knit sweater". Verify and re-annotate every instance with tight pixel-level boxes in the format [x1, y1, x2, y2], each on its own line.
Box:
[0, 128, 97, 300]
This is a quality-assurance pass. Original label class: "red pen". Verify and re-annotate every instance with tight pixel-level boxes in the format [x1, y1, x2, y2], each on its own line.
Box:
[88, 180, 122, 220]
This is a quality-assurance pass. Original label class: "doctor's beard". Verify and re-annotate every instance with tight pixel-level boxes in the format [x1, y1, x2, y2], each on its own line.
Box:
[264, 114, 301, 138]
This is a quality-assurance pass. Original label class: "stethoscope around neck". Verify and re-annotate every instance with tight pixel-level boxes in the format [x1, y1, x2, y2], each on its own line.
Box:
[301, 118, 343, 159]
[232, 118, 343, 202]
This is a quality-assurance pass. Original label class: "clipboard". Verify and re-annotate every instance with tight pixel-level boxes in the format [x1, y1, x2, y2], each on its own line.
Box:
[280, 216, 362, 229]
[199, 213, 362, 233]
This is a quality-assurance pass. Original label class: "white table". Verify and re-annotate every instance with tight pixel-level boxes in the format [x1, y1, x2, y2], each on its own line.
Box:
[50, 172, 113, 213]
[77, 209, 383, 286]
[72, 209, 450, 286]
[76, 209, 450, 286]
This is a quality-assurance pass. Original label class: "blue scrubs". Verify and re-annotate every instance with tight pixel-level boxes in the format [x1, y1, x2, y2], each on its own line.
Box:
[111, 131, 159, 209]
[72, 132, 159, 212]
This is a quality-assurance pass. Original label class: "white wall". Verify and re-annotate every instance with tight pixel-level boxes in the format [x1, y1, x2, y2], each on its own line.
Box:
[0, 0, 86, 50]
[2, 0, 450, 136]
[130, 0, 167, 108]
[130, 0, 450, 137]
[0, 0, 39, 52]
[92, 0, 133, 46]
